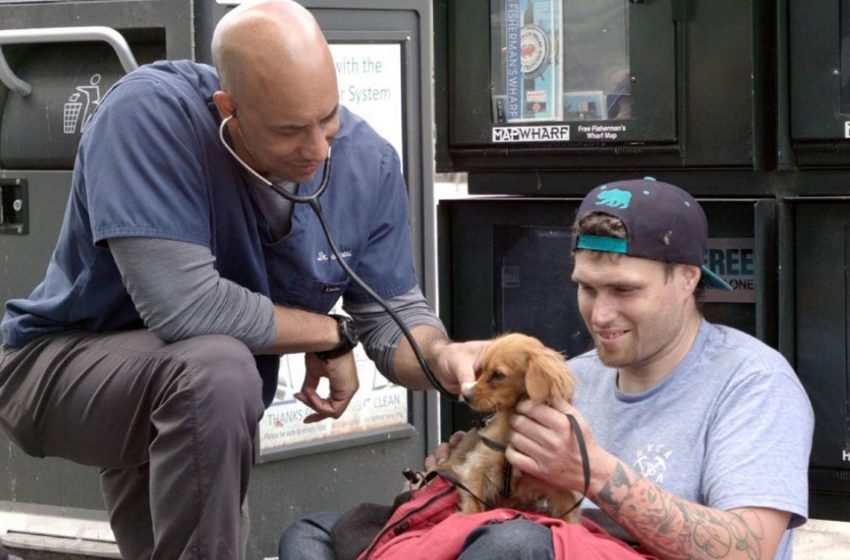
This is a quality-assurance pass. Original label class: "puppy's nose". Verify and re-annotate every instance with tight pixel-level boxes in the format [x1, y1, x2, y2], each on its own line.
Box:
[460, 381, 475, 403]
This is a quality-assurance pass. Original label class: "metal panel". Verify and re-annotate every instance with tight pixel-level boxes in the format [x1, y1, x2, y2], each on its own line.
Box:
[0, 1, 192, 557]
[787, 0, 850, 166]
[789, 0, 843, 142]
[793, 199, 850, 520]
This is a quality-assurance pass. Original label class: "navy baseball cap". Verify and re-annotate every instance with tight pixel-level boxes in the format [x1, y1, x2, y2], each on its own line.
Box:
[572, 177, 733, 291]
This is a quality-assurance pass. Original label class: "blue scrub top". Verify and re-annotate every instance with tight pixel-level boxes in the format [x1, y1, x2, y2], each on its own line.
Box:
[1, 61, 417, 406]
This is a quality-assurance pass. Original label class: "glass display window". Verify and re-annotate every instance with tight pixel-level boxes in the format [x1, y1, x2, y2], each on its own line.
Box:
[490, 0, 631, 124]
[446, 1, 676, 150]
[791, 0, 850, 157]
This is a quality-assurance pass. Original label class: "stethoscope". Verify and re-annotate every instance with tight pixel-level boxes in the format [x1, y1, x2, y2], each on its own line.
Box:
[219, 115, 455, 399]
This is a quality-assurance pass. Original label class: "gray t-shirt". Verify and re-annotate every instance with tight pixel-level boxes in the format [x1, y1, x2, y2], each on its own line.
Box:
[572, 320, 813, 560]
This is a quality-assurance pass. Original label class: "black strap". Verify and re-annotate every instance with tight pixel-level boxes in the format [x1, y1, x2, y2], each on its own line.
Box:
[480, 416, 591, 513]
[435, 470, 498, 510]
[568, 413, 591, 499]
[479, 435, 506, 453]
[479, 436, 513, 498]
[502, 460, 513, 498]
[556, 413, 591, 518]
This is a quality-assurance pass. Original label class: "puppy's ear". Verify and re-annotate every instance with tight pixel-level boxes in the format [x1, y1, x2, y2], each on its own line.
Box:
[525, 348, 574, 403]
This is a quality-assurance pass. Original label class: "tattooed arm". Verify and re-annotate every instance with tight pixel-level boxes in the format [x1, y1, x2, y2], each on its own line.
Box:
[593, 458, 790, 559]
[506, 398, 792, 560]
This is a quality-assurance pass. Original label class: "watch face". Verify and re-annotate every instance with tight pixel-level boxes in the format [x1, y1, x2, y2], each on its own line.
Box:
[341, 316, 358, 346]
[316, 314, 358, 361]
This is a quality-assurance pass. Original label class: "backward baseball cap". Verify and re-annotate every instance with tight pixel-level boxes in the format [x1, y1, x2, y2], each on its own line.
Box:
[572, 177, 733, 291]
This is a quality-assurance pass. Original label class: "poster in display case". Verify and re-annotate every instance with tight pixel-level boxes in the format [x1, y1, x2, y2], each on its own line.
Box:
[445, 0, 686, 163]
[498, 0, 563, 122]
[257, 43, 411, 461]
[491, 0, 630, 128]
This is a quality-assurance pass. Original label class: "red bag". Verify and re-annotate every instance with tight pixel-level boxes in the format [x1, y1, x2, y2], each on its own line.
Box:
[358, 475, 657, 560]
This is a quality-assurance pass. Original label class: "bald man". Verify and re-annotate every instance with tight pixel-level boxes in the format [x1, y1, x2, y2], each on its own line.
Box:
[0, 1, 484, 558]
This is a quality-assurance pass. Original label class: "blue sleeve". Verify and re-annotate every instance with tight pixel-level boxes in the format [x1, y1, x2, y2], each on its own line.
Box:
[702, 368, 813, 527]
[82, 75, 212, 247]
[344, 143, 418, 304]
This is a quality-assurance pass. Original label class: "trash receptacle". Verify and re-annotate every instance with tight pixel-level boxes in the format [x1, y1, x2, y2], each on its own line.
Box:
[0, 2, 192, 556]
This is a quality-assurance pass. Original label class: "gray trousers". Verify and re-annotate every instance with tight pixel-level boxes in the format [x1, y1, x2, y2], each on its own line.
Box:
[0, 330, 265, 559]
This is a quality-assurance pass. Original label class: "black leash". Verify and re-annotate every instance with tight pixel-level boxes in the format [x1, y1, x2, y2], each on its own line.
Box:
[434, 469, 499, 510]
[559, 413, 590, 518]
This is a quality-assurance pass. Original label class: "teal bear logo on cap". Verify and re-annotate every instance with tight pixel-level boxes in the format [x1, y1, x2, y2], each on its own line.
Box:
[595, 188, 631, 209]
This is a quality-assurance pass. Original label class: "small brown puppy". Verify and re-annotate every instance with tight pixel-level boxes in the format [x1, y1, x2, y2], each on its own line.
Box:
[444, 333, 581, 523]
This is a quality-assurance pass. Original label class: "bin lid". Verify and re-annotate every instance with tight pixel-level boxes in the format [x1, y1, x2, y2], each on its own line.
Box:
[1, 43, 126, 170]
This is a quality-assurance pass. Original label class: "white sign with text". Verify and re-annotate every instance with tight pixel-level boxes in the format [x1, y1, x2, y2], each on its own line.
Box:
[329, 43, 404, 166]
[260, 44, 407, 457]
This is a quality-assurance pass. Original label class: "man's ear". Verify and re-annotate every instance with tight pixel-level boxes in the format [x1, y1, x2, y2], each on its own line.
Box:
[213, 90, 237, 120]
[681, 264, 701, 292]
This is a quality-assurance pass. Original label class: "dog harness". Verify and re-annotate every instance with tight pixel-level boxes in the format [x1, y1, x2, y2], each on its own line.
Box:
[479, 435, 514, 499]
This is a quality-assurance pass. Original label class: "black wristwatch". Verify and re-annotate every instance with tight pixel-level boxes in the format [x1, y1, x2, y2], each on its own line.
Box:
[316, 314, 359, 361]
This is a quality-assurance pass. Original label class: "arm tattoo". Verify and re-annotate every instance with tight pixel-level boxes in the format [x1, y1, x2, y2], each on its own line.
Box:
[596, 461, 765, 559]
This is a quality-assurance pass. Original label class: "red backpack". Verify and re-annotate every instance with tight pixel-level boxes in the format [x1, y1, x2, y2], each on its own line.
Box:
[351, 474, 657, 560]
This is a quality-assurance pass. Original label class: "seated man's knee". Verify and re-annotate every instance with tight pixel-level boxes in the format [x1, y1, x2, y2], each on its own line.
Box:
[279, 511, 342, 560]
[460, 519, 553, 559]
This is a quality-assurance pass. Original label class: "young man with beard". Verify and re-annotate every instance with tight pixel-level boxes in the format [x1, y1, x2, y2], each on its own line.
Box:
[503, 178, 814, 559]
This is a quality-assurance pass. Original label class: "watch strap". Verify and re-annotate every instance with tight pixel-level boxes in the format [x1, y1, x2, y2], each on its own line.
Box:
[316, 314, 358, 361]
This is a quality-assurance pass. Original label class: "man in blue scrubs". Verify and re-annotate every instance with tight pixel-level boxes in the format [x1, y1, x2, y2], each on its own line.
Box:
[0, 1, 484, 558]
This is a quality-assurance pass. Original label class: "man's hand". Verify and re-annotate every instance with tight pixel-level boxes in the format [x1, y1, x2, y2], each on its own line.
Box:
[400, 431, 467, 491]
[393, 327, 490, 395]
[506, 396, 612, 494]
[426, 339, 490, 395]
[424, 430, 467, 472]
[294, 351, 359, 423]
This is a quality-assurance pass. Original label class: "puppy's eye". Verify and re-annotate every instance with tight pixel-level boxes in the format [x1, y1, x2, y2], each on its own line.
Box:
[490, 371, 506, 382]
